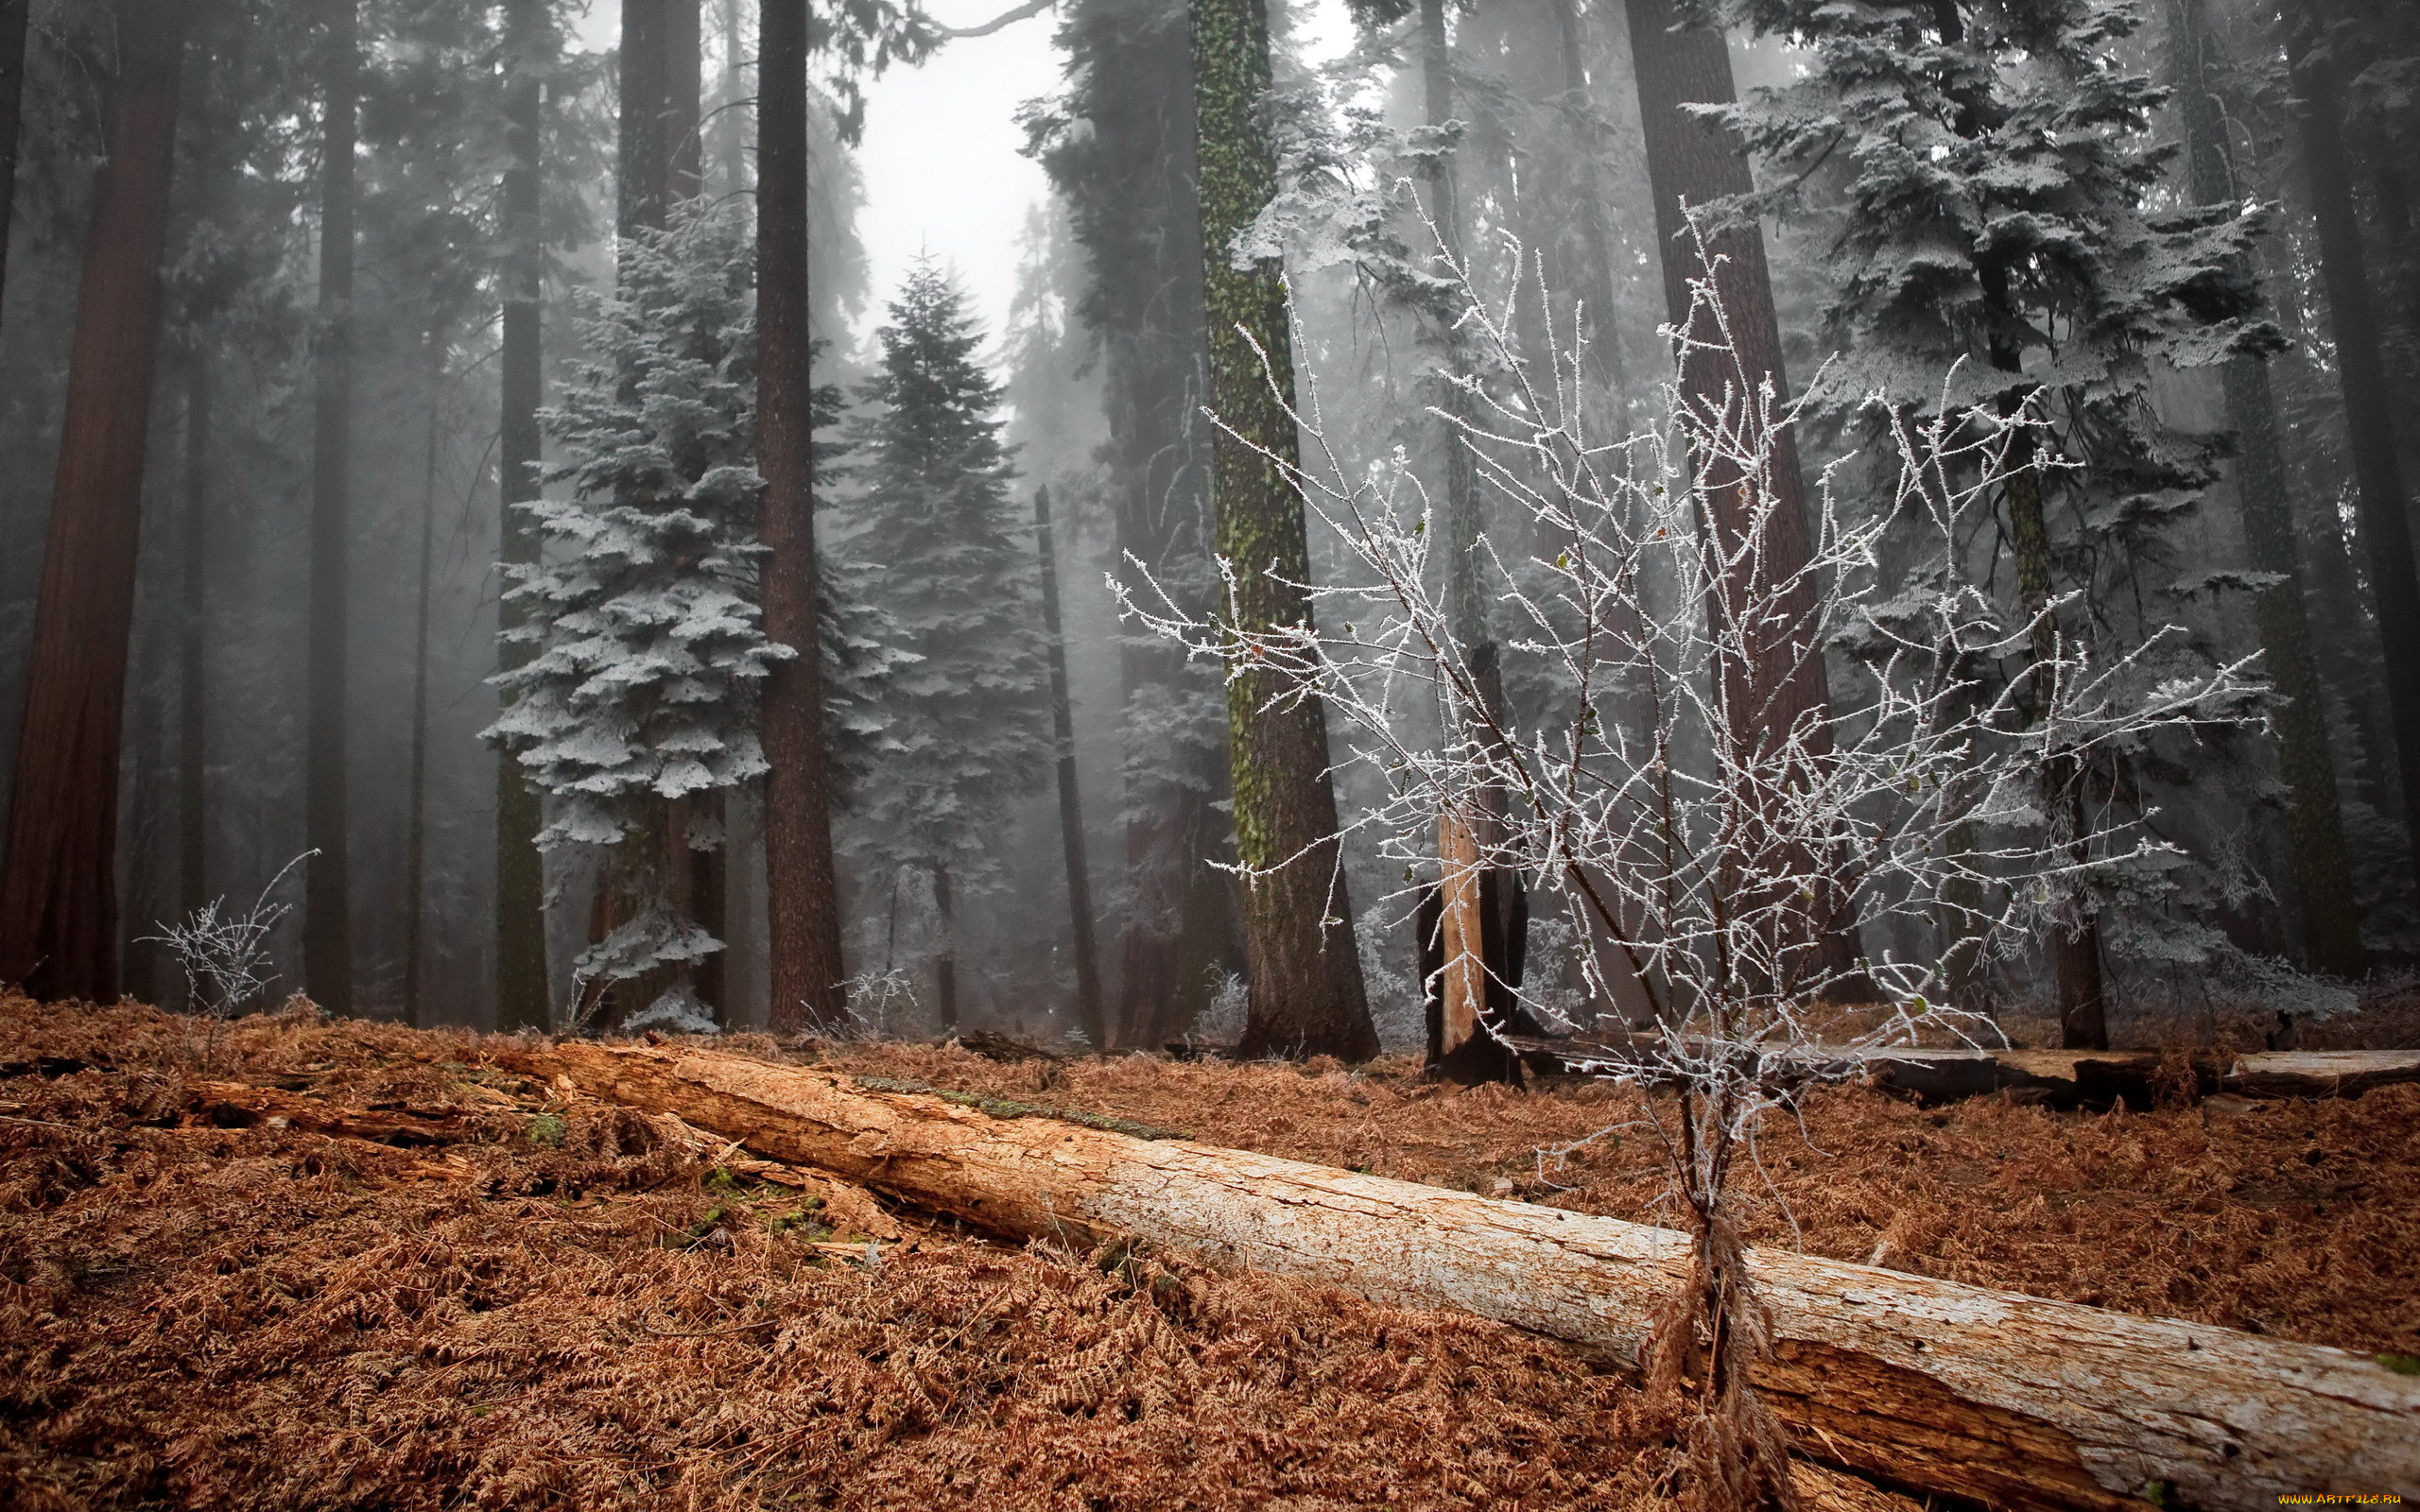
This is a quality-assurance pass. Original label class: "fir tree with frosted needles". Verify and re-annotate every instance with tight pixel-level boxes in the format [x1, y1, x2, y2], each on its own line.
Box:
[1703, 0, 2311, 1039]
[486, 205, 901, 1030]
[841, 260, 1051, 1026]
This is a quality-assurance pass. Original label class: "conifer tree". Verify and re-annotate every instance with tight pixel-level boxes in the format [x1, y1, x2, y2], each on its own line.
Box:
[843, 263, 1051, 1029]
[1711, 0, 2282, 1045]
[488, 209, 790, 1030]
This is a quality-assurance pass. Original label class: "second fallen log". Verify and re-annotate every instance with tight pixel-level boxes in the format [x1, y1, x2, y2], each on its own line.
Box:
[512, 1040, 2420, 1512]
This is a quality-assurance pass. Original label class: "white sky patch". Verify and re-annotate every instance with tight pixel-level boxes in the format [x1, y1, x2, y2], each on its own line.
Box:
[850, 3, 1063, 353]
[579, 0, 1358, 358]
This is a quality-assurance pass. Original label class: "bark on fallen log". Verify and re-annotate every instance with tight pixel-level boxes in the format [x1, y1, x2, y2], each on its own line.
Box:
[1506, 1036, 2420, 1107]
[510, 1041, 2420, 1511]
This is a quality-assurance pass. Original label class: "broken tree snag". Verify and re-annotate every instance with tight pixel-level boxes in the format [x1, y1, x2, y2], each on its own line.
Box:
[514, 1041, 2420, 1511]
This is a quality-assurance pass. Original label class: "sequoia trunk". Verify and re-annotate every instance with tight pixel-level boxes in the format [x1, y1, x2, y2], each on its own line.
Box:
[759, 0, 850, 1030]
[1622, 0, 1858, 991]
[0, 0, 191, 1003]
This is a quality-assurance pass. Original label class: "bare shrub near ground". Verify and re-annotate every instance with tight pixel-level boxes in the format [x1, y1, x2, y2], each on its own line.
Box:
[1121, 238, 2262, 1506]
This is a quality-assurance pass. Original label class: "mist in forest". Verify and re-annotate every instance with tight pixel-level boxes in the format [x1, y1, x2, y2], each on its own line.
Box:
[0, 0, 2414, 1059]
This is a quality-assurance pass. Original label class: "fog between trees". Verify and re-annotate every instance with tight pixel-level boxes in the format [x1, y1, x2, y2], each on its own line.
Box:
[0, 0, 2415, 1057]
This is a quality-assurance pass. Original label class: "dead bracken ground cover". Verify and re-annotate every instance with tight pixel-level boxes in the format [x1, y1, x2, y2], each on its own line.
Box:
[2, 998, 2413, 1509]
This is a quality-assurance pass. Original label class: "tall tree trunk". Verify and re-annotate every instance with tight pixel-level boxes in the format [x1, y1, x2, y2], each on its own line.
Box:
[1622, 0, 1860, 995]
[0, 0, 29, 348]
[933, 864, 958, 1030]
[304, 0, 359, 1015]
[620, 0, 669, 232]
[713, 0, 748, 198]
[1420, 0, 1527, 1084]
[178, 354, 209, 939]
[1188, 0, 1376, 1060]
[0, 0, 191, 1004]
[2004, 453, 2109, 1049]
[759, 0, 850, 1031]
[2175, 0, 2363, 978]
[404, 326, 443, 1031]
[1546, 0, 1628, 398]
[1034, 486, 1107, 1049]
[495, 0, 551, 1030]
[2286, 15, 2420, 898]
[666, 0, 702, 205]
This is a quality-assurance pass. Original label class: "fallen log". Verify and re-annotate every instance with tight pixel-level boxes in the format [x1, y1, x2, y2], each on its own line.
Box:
[509, 1040, 2420, 1511]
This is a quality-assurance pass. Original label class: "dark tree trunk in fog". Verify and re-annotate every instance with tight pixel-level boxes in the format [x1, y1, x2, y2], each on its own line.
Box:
[1035, 486, 1107, 1049]
[1623, 0, 1859, 993]
[621, 0, 669, 232]
[178, 355, 209, 931]
[2287, 16, 2420, 898]
[759, 0, 850, 1031]
[1547, 0, 1627, 397]
[0, 0, 30, 348]
[933, 864, 958, 1029]
[1188, 0, 1377, 1060]
[304, 0, 359, 1015]
[666, 0, 702, 204]
[0, 0, 190, 1004]
[496, 0, 550, 1030]
[2175, 0, 2363, 977]
[405, 329, 443, 1031]
[714, 0, 748, 197]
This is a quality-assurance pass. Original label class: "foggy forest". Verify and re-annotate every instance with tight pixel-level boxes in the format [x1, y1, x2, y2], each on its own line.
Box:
[2, 0, 2419, 1506]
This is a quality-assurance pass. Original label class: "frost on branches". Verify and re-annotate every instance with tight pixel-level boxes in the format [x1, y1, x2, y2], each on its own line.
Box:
[486, 206, 897, 1030]
[1121, 257, 2262, 1496]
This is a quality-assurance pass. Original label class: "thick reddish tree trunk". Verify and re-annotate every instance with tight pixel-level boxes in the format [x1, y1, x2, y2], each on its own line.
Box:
[0, 0, 191, 1003]
[304, 0, 360, 1015]
[1624, 0, 1858, 995]
[758, 0, 849, 1031]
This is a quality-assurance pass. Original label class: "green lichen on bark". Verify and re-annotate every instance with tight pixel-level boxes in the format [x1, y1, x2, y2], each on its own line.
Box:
[1186, 0, 1376, 1059]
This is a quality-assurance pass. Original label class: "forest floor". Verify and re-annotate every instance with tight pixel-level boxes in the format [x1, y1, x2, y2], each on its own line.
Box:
[3, 996, 2416, 1510]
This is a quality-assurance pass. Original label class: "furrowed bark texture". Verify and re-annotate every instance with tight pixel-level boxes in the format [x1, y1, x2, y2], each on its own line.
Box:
[305, 0, 359, 1015]
[1187, 0, 1375, 1060]
[522, 1041, 2420, 1511]
[1035, 486, 1107, 1049]
[2174, 0, 2361, 976]
[2287, 17, 2420, 895]
[0, 0, 190, 1003]
[758, 0, 849, 1030]
[495, 0, 549, 1031]
[1623, 0, 1858, 989]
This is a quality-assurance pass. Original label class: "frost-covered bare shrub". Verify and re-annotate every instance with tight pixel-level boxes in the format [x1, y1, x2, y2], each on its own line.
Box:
[145, 851, 313, 1022]
[1123, 245, 2262, 1503]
